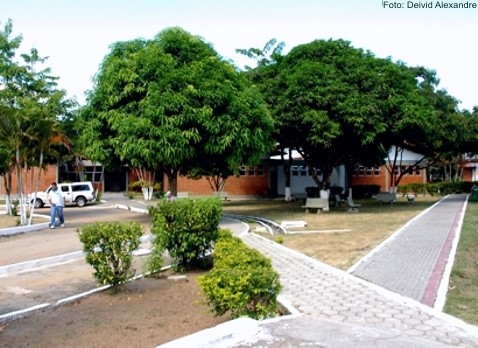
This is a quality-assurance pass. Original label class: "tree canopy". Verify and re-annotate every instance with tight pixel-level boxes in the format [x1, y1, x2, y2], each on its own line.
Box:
[78, 27, 274, 194]
[247, 38, 471, 189]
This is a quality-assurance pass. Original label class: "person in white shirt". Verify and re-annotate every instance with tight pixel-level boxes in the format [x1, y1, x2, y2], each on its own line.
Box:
[48, 182, 65, 229]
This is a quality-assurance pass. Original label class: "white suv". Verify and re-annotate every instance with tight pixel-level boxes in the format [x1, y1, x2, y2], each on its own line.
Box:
[29, 182, 96, 208]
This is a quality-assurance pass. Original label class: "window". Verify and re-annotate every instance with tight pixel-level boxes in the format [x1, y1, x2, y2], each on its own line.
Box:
[300, 166, 308, 176]
[358, 166, 365, 176]
[374, 166, 381, 176]
[72, 184, 90, 192]
[366, 167, 373, 176]
[256, 165, 265, 176]
[239, 166, 246, 176]
[248, 166, 255, 176]
[291, 166, 299, 176]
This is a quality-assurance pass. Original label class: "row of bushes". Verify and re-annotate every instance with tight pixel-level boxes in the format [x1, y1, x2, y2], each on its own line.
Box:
[78, 197, 223, 285]
[127, 180, 161, 193]
[397, 181, 478, 196]
[77, 197, 280, 318]
[348, 182, 478, 198]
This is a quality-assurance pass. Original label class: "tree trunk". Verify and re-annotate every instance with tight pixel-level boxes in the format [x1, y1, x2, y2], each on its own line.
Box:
[167, 168, 178, 196]
[282, 149, 292, 201]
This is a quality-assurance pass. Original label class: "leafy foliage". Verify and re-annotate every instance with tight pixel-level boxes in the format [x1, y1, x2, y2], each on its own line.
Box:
[247, 38, 474, 190]
[398, 181, 478, 196]
[0, 19, 74, 221]
[148, 197, 222, 270]
[78, 222, 143, 288]
[198, 229, 282, 319]
[78, 27, 274, 195]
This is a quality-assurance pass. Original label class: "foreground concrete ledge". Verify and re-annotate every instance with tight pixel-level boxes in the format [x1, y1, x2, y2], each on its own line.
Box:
[157, 317, 263, 348]
[159, 313, 467, 348]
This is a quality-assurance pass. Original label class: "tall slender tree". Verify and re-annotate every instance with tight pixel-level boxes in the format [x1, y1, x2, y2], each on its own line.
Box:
[0, 19, 73, 222]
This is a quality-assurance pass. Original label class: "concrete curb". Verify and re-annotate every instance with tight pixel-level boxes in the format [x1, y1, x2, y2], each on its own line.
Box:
[0, 214, 50, 236]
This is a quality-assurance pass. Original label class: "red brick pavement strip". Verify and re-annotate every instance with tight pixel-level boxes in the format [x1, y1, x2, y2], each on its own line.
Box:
[421, 197, 466, 307]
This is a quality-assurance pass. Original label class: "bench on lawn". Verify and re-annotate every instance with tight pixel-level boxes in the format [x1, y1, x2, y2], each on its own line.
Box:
[302, 198, 329, 213]
[373, 192, 396, 205]
[347, 196, 361, 212]
[176, 192, 190, 199]
[406, 194, 416, 204]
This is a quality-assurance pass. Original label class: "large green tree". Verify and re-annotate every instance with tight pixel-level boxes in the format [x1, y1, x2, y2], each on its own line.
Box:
[79, 27, 274, 196]
[249, 39, 448, 195]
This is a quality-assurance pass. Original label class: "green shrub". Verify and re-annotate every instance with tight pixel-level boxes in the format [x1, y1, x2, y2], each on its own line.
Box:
[397, 183, 428, 195]
[128, 180, 161, 193]
[198, 230, 282, 320]
[148, 197, 222, 271]
[78, 222, 143, 288]
[12, 200, 19, 216]
[398, 181, 478, 196]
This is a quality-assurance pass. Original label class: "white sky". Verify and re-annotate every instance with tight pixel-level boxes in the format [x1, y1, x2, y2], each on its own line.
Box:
[3, 0, 477, 110]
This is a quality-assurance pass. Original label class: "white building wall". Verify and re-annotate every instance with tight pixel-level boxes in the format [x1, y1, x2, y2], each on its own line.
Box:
[276, 164, 345, 195]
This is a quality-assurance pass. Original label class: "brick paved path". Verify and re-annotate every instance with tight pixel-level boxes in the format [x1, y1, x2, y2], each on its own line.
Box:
[349, 194, 466, 307]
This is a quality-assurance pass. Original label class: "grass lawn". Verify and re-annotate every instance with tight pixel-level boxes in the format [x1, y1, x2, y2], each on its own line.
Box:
[0, 214, 48, 228]
[223, 195, 441, 270]
[444, 200, 478, 325]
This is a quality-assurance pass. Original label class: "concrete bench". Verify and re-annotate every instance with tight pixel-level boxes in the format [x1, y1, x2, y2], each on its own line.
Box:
[347, 196, 361, 212]
[406, 194, 416, 204]
[302, 198, 329, 213]
[374, 192, 396, 205]
[176, 192, 190, 199]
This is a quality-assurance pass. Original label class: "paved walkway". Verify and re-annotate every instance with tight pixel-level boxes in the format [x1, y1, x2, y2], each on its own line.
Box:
[163, 194, 478, 347]
[349, 194, 466, 308]
[2, 193, 478, 347]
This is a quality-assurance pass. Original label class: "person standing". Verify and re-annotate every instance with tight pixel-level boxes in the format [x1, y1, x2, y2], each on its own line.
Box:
[48, 182, 65, 229]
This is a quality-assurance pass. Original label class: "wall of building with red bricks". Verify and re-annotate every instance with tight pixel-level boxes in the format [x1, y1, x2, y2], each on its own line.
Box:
[0, 165, 57, 196]
[352, 165, 426, 192]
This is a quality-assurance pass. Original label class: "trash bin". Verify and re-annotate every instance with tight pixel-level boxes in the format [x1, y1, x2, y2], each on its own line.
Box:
[471, 185, 478, 202]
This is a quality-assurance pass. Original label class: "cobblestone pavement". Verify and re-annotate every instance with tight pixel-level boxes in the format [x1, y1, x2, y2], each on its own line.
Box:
[231, 229, 478, 347]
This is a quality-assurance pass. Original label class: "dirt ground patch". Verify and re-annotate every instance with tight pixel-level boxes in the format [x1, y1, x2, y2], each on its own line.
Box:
[0, 269, 229, 348]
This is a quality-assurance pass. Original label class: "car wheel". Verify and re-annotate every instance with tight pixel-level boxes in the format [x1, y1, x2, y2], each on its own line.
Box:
[33, 199, 44, 209]
[76, 196, 87, 207]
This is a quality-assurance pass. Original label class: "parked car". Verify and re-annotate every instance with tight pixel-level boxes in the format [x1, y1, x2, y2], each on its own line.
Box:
[29, 182, 96, 208]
